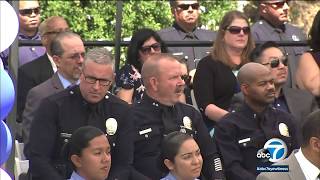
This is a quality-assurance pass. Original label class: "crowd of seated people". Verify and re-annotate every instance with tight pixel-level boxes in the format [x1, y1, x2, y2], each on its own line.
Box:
[7, 0, 320, 180]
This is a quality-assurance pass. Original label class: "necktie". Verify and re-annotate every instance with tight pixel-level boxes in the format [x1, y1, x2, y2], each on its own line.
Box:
[161, 106, 177, 134]
[87, 103, 102, 128]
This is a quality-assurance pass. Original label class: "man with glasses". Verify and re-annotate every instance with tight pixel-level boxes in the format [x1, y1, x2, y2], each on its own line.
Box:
[17, 16, 70, 124]
[231, 41, 318, 125]
[158, 0, 216, 71]
[1, 0, 45, 70]
[252, 0, 308, 88]
[215, 62, 300, 180]
[257, 109, 320, 180]
[25, 47, 132, 180]
[21, 31, 84, 144]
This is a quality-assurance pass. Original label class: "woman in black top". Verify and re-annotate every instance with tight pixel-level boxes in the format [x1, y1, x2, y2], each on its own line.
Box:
[193, 10, 255, 130]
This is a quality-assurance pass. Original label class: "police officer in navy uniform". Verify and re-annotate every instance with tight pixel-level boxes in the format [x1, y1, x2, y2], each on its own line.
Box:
[129, 53, 225, 180]
[25, 48, 132, 180]
[158, 0, 216, 71]
[251, 0, 308, 88]
[214, 63, 300, 180]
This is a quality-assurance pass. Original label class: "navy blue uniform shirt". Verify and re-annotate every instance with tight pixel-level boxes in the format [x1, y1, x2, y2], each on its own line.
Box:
[25, 86, 132, 180]
[215, 103, 300, 180]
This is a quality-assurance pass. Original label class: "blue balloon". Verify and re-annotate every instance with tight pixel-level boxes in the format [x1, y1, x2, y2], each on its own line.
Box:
[0, 168, 12, 180]
[0, 68, 15, 120]
[0, 120, 12, 165]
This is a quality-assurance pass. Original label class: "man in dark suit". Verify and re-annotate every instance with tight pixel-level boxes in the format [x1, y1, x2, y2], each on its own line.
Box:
[21, 31, 85, 143]
[257, 110, 320, 180]
[17, 16, 70, 123]
[231, 41, 318, 125]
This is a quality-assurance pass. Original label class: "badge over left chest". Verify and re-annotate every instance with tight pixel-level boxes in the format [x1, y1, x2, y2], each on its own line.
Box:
[105, 118, 118, 136]
[278, 123, 290, 137]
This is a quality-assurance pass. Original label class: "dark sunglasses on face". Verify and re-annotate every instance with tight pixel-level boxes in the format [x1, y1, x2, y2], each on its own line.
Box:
[176, 3, 200, 10]
[140, 43, 161, 54]
[19, 7, 40, 16]
[226, 26, 250, 35]
[264, 0, 290, 9]
[262, 57, 288, 68]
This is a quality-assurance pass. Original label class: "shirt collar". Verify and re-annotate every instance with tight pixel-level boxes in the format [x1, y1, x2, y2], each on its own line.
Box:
[173, 22, 199, 40]
[295, 148, 320, 180]
[258, 18, 286, 33]
[47, 53, 57, 73]
[57, 72, 79, 89]
[69, 171, 85, 180]
[18, 31, 41, 40]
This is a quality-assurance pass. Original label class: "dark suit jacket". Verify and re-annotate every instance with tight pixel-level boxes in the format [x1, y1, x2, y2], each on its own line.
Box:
[22, 73, 63, 143]
[17, 54, 54, 122]
[256, 150, 306, 180]
[230, 86, 319, 125]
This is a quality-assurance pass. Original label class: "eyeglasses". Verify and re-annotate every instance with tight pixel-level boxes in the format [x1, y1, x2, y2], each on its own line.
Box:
[226, 26, 250, 35]
[181, 74, 191, 85]
[83, 74, 112, 86]
[262, 57, 288, 68]
[140, 43, 161, 54]
[176, 3, 200, 10]
[19, 7, 40, 16]
[264, 0, 290, 9]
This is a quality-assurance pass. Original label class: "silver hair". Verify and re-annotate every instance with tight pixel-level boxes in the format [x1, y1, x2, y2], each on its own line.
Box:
[83, 48, 115, 71]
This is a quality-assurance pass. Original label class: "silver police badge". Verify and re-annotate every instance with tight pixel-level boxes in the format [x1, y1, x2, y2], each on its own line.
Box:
[183, 116, 192, 130]
[279, 123, 290, 137]
[291, 34, 300, 41]
[105, 118, 117, 135]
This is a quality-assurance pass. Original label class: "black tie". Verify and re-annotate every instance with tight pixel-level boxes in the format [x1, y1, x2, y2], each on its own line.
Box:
[87, 103, 102, 127]
[161, 106, 177, 134]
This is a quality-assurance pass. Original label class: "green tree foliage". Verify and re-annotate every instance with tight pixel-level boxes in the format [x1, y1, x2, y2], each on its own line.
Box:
[39, 0, 237, 65]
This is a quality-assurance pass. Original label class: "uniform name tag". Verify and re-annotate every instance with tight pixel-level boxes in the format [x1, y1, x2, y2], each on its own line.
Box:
[60, 133, 71, 138]
[139, 128, 152, 135]
[238, 138, 250, 144]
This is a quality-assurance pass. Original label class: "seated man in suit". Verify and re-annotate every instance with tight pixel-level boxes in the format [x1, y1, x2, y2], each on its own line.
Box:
[21, 31, 85, 144]
[17, 16, 70, 123]
[257, 109, 320, 180]
[230, 41, 318, 125]
[215, 63, 300, 180]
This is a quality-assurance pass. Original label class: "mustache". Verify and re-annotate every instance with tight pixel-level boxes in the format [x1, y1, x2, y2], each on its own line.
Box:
[174, 85, 185, 93]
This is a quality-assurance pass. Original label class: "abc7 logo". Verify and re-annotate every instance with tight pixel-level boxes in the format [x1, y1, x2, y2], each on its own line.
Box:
[256, 138, 288, 163]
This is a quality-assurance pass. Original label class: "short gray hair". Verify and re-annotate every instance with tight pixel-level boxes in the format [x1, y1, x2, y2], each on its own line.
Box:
[83, 48, 115, 71]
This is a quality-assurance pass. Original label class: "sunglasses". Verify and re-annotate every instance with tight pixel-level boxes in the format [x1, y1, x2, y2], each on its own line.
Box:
[176, 3, 200, 11]
[19, 7, 40, 16]
[264, 0, 290, 9]
[226, 26, 250, 35]
[262, 57, 288, 68]
[140, 43, 161, 54]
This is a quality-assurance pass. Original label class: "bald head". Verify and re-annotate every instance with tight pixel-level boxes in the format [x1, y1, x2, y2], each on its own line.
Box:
[238, 62, 271, 85]
[141, 53, 178, 87]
